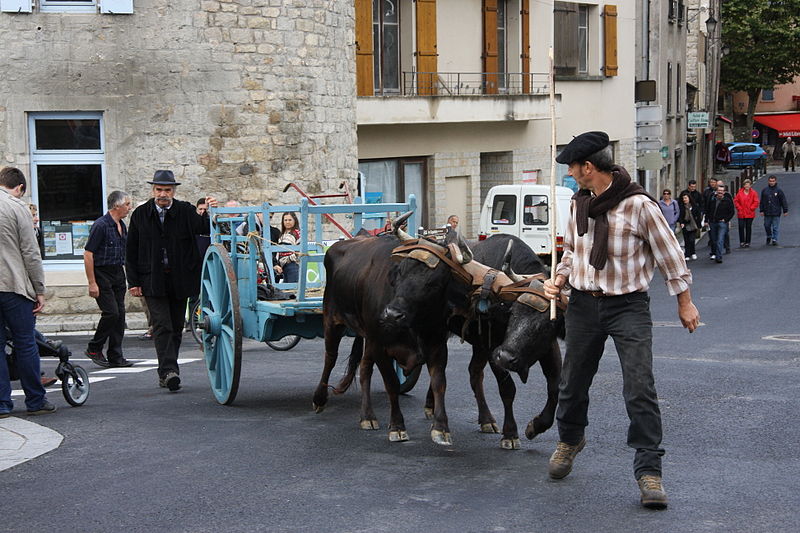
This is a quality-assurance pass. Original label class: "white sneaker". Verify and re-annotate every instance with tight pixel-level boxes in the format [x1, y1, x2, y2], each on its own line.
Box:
[710, 255, 716, 260]
[691, 254, 697, 260]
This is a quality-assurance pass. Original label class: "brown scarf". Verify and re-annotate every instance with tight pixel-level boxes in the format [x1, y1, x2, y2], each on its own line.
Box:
[573, 165, 655, 270]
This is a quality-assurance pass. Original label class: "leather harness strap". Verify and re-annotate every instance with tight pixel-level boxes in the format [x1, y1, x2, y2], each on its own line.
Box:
[392, 239, 473, 286]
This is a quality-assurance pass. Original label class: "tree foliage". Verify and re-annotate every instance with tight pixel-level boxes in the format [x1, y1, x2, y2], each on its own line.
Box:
[720, 0, 800, 137]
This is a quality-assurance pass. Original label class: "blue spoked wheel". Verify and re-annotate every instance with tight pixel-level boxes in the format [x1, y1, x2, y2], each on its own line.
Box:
[394, 360, 422, 395]
[200, 244, 243, 405]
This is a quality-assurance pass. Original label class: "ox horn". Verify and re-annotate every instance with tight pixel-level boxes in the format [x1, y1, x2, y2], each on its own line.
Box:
[456, 231, 474, 264]
[500, 240, 513, 272]
[393, 211, 415, 242]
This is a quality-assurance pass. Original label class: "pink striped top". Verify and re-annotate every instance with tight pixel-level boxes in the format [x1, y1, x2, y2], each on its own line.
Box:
[556, 195, 692, 296]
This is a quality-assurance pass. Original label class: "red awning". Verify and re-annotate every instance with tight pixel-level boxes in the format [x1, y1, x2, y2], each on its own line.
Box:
[716, 115, 732, 124]
[754, 113, 800, 138]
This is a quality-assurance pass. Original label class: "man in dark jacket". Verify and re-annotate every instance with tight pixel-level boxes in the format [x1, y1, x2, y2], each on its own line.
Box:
[759, 175, 789, 246]
[706, 184, 735, 263]
[126, 170, 217, 391]
[680, 180, 704, 216]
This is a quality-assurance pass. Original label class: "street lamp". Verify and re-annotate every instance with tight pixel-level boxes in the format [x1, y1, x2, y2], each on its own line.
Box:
[705, 15, 718, 34]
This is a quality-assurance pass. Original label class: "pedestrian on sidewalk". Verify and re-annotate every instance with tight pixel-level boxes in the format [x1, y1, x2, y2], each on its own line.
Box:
[83, 190, 134, 368]
[733, 179, 759, 248]
[760, 175, 789, 246]
[707, 184, 735, 263]
[0, 167, 55, 417]
[126, 170, 217, 392]
[781, 137, 796, 172]
[658, 189, 680, 230]
[543, 132, 699, 510]
[678, 192, 701, 260]
[679, 180, 704, 218]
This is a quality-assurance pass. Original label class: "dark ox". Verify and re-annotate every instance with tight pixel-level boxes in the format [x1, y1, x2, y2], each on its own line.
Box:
[312, 215, 471, 445]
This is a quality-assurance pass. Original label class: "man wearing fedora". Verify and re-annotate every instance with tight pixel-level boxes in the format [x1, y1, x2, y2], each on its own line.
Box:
[542, 131, 700, 509]
[126, 170, 217, 392]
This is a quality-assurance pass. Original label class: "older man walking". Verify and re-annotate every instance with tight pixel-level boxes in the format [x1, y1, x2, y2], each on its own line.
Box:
[0, 167, 54, 417]
[84, 190, 134, 368]
[542, 132, 700, 509]
[126, 171, 216, 392]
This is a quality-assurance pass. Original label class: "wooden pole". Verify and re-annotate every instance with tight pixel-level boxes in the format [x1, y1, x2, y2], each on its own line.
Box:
[548, 47, 558, 321]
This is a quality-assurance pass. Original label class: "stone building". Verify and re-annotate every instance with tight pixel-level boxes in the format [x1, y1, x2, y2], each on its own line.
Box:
[0, 0, 357, 315]
[355, 0, 637, 237]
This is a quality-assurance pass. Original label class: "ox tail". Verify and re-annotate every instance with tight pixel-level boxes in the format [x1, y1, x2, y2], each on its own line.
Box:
[333, 336, 364, 394]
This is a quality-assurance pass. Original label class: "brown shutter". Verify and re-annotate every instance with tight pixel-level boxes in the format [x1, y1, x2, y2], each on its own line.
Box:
[416, 0, 438, 95]
[521, 0, 531, 93]
[603, 4, 618, 76]
[553, 2, 578, 76]
[483, 0, 499, 94]
[355, 0, 374, 96]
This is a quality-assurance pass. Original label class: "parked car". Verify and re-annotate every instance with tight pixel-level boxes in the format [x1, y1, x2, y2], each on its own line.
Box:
[726, 142, 769, 169]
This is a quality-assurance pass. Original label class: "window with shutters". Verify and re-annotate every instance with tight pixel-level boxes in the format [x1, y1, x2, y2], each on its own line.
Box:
[553, 2, 593, 78]
[676, 63, 682, 116]
[497, 0, 508, 89]
[577, 4, 588, 74]
[373, 0, 401, 94]
[40, 0, 96, 13]
[667, 62, 673, 116]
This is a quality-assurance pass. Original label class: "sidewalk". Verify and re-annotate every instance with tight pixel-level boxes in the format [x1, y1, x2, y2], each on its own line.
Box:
[37, 311, 148, 334]
[0, 416, 63, 472]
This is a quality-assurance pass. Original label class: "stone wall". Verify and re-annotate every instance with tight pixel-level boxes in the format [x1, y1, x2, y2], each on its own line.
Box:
[430, 152, 480, 237]
[479, 152, 513, 203]
[0, 0, 358, 209]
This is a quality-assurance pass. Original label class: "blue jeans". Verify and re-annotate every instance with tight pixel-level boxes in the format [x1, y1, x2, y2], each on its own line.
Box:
[764, 215, 781, 242]
[282, 262, 299, 283]
[710, 222, 729, 258]
[0, 292, 46, 412]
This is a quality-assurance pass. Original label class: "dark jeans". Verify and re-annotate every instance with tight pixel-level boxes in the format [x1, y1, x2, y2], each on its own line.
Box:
[557, 290, 664, 479]
[88, 265, 126, 361]
[764, 215, 781, 242]
[282, 261, 299, 283]
[0, 292, 46, 412]
[737, 218, 753, 245]
[784, 153, 795, 172]
[709, 222, 729, 258]
[682, 228, 696, 257]
[144, 273, 188, 378]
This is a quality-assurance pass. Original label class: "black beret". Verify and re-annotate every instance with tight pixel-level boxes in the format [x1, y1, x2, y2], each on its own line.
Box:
[555, 131, 610, 164]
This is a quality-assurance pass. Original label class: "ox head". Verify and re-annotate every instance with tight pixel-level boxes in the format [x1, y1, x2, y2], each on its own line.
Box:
[380, 214, 473, 335]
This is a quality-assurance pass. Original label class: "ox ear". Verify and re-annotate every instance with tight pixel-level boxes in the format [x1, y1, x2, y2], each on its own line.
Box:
[456, 232, 473, 264]
[393, 211, 415, 242]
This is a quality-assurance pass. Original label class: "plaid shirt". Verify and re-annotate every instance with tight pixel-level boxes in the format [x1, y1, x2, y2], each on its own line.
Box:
[556, 195, 692, 296]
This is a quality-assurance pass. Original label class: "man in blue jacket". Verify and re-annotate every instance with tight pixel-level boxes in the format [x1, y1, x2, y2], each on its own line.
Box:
[707, 184, 735, 263]
[760, 175, 789, 246]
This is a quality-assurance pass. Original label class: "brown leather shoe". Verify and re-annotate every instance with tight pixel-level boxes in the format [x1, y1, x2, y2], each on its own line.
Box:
[548, 437, 586, 479]
[41, 376, 58, 387]
[638, 474, 668, 509]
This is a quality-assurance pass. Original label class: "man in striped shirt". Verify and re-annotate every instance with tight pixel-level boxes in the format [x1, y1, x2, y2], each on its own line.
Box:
[543, 131, 700, 509]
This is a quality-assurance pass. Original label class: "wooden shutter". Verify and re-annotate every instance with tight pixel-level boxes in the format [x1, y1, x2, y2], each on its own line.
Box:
[482, 0, 499, 94]
[521, 0, 531, 93]
[553, 2, 578, 76]
[416, 0, 438, 95]
[603, 5, 618, 76]
[355, 0, 374, 96]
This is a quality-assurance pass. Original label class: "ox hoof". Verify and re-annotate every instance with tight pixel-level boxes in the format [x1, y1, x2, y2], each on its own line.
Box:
[525, 418, 548, 440]
[480, 422, 500, 434]
[360, 419, 380, 430]
[500, 438, 521, 450]
[312, 402, 325, 414]
[431, 430, 453, 446]
[388, 430, 409, 442]
[423, 407, 434, 420]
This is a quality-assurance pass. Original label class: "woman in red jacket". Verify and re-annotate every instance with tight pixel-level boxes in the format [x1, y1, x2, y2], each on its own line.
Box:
[733, 179, 760, 247]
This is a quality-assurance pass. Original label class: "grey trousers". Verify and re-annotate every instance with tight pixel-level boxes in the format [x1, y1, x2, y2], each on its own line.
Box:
[557, 289, 665, 479]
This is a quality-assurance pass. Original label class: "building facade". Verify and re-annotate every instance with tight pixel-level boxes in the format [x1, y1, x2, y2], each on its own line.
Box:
[0, 0, 357, 312]
[355, 0, 636, 237]
[732, 76, 800, 158]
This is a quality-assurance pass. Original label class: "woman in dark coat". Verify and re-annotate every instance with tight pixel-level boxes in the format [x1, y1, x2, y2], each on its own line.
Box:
[678, 192, 702, 261]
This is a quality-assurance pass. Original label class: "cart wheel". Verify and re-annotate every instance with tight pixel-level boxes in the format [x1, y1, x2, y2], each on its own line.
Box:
[200, 244, 243, 405]
[190, 300, 203, 346]
[395, 361, 422, 394]
[266, 335, 301, 351]
[62, 365, 90, 406]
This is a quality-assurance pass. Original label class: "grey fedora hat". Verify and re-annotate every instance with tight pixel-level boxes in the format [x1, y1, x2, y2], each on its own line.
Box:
[147, 169, 181, 186]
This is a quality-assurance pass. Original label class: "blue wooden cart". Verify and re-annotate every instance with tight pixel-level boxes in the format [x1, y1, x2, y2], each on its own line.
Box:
[198, 196, 418, 405]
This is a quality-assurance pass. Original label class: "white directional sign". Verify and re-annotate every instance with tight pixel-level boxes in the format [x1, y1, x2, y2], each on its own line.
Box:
[688, 112, 710, 129]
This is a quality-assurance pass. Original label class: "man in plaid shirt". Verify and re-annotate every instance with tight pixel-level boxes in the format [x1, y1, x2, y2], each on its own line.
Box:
[543, 132, 700, 509]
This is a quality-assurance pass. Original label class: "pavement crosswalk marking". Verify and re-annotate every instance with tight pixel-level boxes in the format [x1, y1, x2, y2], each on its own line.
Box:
[10, 376, 115, 397]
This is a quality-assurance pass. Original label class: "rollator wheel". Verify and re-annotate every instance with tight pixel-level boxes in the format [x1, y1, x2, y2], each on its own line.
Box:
[62, 365, 90, 406]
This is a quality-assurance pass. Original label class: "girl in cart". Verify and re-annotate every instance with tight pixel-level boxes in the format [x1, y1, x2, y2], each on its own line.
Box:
[277, 212, 301, 283]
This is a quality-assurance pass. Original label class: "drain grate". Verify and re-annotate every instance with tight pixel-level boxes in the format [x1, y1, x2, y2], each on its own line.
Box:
[762, 334, 800, 342]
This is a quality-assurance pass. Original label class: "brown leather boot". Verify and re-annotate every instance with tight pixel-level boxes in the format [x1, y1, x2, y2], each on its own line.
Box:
[548, 437, 586, 479]
[638, 474, 668, 509]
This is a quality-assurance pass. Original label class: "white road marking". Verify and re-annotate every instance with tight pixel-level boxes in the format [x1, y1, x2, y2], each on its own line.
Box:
[0, 417, 63, 472]
[10, 376, 115, 397]
[92, 366, 158, 374]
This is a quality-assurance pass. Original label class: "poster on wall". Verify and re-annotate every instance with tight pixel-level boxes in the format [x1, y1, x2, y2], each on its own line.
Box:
[55, 231, 73, 255]
[71, 222, 91, 255]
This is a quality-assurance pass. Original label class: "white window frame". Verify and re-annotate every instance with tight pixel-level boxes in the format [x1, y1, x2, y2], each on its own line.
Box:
[40, 0, 97, 13]
[28, 111, 107, 265]
[577, 4, 589, 74]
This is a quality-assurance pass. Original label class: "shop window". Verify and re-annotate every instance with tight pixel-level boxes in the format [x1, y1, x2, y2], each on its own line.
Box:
[29, 112, 105, 262]
[358, 157, 428, 225]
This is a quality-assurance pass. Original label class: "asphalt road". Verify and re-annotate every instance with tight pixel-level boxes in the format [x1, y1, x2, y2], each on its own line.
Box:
[3, 171, 799, 533]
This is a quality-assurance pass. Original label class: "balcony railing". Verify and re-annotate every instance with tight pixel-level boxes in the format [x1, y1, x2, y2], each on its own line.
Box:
[396, 72, 550, 97]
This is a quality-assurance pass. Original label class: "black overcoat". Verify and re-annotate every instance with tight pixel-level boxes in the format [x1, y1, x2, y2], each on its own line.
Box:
[126, 198, 210, 299]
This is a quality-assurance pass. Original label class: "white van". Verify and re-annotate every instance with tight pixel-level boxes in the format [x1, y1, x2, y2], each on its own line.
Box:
[478, 184, 575, 256]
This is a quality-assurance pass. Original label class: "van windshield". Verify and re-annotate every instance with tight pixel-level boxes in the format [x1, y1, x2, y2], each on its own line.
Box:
[523, 195, 548, 225]
[491, 195, 516, 225]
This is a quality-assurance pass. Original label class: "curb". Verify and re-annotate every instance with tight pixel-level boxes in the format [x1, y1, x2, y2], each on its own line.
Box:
[0, 417, 64, 472]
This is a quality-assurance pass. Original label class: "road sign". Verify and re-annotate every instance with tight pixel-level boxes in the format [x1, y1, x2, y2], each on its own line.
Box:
[752, 129, 760, 138]
[687, 112, 710, 129]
